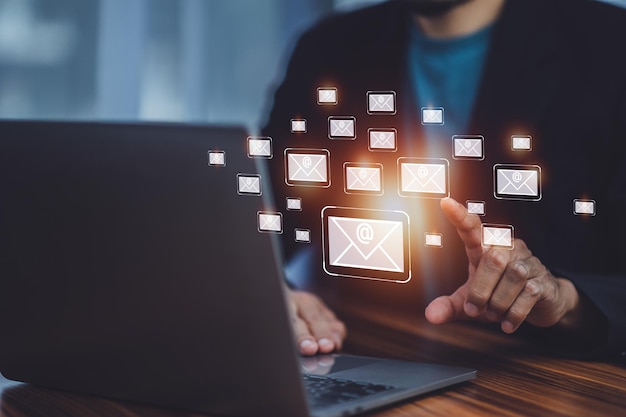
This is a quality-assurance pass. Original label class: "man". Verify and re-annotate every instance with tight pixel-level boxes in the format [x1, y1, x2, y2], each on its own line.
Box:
[262, 0, 626, 360]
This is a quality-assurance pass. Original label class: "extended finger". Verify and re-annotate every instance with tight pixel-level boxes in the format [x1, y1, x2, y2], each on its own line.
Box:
[440, 198, 484, 266]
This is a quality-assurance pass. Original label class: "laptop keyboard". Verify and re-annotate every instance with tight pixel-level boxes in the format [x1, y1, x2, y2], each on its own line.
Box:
[303, 374, 396, 408]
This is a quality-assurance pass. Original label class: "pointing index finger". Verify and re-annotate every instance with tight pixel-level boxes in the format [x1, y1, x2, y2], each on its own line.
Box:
[440, 198, 484, 266]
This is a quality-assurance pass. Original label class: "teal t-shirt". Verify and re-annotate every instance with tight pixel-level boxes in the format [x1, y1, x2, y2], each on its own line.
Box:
[408, 21, 493, 146]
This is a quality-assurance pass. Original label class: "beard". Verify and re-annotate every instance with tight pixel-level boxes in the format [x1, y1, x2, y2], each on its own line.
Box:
[394, 0, 473, 17]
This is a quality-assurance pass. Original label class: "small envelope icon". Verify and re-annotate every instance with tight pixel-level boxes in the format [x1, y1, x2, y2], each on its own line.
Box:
[482, 224, 514, 249]
[247, 137, 272, 158]
[258, 212, 282, 233]
[453, 136, 484, 159]
[328, 216, 404, 273]
[295, 228, 311, 243]
[466, 201, 486, 216]
[369, 129, 396, 151]
[345, 164, 382, 194]
[285, 150, 330, 186]
[367, 91, 396, 114]
[399, 159, 449, 197]
[208, 151, 225, 166]
[286, 197, 302, 211]
[237, 174, 261, 195]
[424, 233, 443, 247]
[421, 107, 444, 124]
[574, 199, 596, 216]
[291, 119, 306, 133]
[512, 135, 532, 151]
[495, 165, 541, 200]
[317, 87, 337, 104]
[329, 117, 356, 139]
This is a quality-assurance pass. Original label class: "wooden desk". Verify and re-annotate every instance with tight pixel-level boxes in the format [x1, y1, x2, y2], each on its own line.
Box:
[1, 304, 624, 417]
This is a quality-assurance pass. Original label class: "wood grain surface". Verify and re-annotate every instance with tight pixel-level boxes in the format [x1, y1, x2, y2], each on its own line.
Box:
[1, 302, 624, 417]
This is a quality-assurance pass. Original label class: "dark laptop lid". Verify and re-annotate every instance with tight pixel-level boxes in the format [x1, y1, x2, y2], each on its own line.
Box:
[0, 120, 310, 417]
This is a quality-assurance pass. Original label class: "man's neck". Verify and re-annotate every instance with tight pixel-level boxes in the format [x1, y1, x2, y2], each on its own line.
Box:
[414, 0, 505, 39]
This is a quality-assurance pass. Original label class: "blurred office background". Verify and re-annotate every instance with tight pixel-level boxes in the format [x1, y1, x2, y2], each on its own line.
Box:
[0, 0, 624, 133]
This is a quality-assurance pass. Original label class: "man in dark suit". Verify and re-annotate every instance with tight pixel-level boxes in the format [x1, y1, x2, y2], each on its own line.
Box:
[261, 0, 626, 360]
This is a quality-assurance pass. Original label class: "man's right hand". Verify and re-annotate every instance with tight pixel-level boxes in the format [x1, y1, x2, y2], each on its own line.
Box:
[287, 289, 347, 356]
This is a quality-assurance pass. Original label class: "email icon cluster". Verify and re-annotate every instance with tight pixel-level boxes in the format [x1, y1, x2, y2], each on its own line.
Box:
[344, 163, 383, 195]
[453, 135, 484, 160]
[512, 135, 532, 151]
[258, 212, 283, 234]
[317, 87, 337, 105]
[368, 129, 397, 151]
[247, 136, 273, 158]
[573, 199, 596, 216]
[494, 164, 541, 201]
[285, 149, 330, 187]
[237, 174, 261, 196]
[482, 224, 514, 249]
[328, 117, 356, 139]
[367, 91, 396, 114]
[421, 107, 444, 125]
[398, 158, 449, 198]
[322, 207, 410, 282]
[291, 119, 307, 133]
[208, 150, 225, 166]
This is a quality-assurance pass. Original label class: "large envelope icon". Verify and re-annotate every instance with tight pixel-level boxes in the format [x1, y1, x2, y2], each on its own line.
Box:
[421, 107, 444, 124]
[286, 151, 329, 184]
[329, 118, 355, 138]
[454, 137, 483, 159]
[496, 166, 540, 198]
[482, 225, 513, 248]
[367, 92, 395, 113]
[400, 162, 447, 196]
[369, 130, 396, 150]
[328, 216, 404, 273]
[258, 212, 282, 233]
[345, 166, 381, 193]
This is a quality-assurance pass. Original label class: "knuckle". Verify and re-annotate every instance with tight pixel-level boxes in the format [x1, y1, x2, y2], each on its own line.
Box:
[507, 260, 530, 283]
[484, 249, 508, 271]
[513, 238, 530, 254]
[468, 287, 490, 304]
[524, 280, 542, 297]
[488, 298, 510, 314]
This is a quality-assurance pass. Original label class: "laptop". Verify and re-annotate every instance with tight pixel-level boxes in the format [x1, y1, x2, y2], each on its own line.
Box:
[0, 120, 475, 417]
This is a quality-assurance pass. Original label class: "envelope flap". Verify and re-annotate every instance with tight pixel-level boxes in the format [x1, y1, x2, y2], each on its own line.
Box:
[331, 217, 400, 260]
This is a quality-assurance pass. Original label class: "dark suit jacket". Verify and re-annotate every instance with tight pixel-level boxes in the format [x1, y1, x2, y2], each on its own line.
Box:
[262, 0, 626, 359]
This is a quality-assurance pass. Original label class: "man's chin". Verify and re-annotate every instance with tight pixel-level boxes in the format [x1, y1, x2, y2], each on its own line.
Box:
[394, 0, 472, 17]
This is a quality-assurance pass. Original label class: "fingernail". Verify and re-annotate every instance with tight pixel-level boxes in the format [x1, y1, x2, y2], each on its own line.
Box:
[502, 321, 515, 333]
[465, 302, 479, 317]
[318, 338, 333, 350]
[300, 339, 316, 350]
